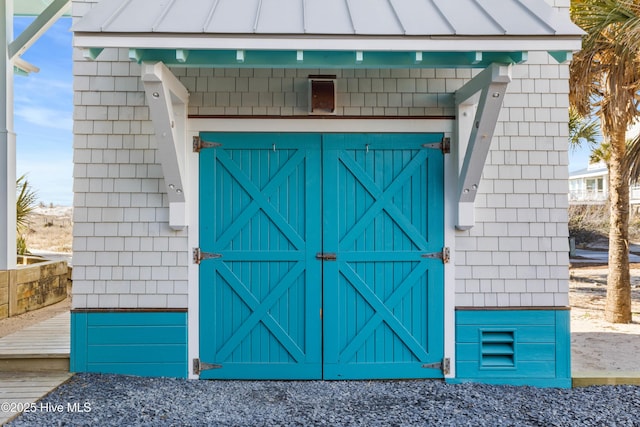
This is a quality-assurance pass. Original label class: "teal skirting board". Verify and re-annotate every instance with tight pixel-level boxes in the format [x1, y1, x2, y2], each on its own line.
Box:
[70, 309, 569, 385]
[449, 309, 571, 388]
[71, 311, 188, 378]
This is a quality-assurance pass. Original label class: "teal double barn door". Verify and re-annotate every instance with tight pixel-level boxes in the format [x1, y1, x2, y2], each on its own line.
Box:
[199, 132, 444, 380]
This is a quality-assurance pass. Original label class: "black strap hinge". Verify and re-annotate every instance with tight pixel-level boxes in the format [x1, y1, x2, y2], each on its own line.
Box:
[422, 137, 450, 154]
[193, 358, 222, 375]
[193, 136, 222, 153]
[193, 248, 222, 264]
[422, 358, 450, 375]
[422, 247, 450, 264]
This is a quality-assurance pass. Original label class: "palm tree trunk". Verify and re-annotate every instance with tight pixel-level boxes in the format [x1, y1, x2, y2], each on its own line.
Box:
[606, 128, 632, 323]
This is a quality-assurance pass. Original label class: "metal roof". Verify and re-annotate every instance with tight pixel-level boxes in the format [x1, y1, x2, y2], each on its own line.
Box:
[73, 0, 583, 68]
[73, 0, 582, 37]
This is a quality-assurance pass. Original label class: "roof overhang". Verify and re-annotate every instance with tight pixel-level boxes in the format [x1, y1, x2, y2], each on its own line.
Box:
[7, 0, 70, 75]
[13, 57, 39, 76]
[14, 0, 70, 16]
[11, 0, 70, 60]
[569, 169, 608, 180]
[74, 34, 582, 68]
[74, 34, 583, 52]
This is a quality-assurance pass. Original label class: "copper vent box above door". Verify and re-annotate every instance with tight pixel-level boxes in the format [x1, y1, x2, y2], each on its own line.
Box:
[309, 75, 337, 115]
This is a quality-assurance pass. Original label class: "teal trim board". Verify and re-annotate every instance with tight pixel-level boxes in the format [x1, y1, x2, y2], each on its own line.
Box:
[71, 312, 188, 378]
[129, 49, 527, 69]
[450, 309, 571, 388]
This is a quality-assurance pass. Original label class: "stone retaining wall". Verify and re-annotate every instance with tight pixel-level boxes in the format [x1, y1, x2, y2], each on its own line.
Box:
[0, 271, 10, 318]
[0, 258, 69, 319]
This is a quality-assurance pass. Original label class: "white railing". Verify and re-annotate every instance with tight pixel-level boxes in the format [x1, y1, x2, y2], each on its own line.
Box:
[568, 190, 607, 202]
[569, 185, 640, 204]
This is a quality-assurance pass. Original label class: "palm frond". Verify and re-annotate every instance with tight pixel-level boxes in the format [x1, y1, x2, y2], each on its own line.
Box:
[569, 107, 600, 150]
[570, 0, 640, 134]
[626, 132, 640, 183]
[16, 174, 38, 233]
[590, 141, 610, 164]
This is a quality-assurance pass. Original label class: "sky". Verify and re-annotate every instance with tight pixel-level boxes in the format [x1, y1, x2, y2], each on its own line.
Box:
[10, 16, 595, 206]
[569, 140, 595, 172]
[14, 17, 73, 207]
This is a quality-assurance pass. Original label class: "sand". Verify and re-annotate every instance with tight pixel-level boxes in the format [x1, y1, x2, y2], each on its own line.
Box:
[570, 266, 640, 374]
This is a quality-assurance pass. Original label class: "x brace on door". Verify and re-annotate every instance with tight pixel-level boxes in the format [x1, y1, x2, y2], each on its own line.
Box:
[214, 262, 308, 363]
[337, 149, 432, 251]
[213, 148, 307, 251]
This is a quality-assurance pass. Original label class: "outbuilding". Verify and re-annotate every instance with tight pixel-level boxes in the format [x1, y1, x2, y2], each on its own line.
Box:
[70, 0, 582, 387]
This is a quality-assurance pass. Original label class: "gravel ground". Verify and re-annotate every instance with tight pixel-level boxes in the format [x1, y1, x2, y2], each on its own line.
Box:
[7, 374, 640, 426]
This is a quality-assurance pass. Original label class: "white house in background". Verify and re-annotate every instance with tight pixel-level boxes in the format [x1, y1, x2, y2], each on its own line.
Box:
[569, 161, 607, 204]
[570, 121, 640, 205]
[69, 0, 582, 388]
[569, 164, 640, 206]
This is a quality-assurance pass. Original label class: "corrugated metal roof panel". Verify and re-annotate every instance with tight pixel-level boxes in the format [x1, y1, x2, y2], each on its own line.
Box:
[256, 0, 305, 34]
[71, 0, 122, 31]
[517, 0, 582, 34]
[205, 0, 261, 33]
[432, 0, 505, 35]
[388, 0, 454, 36]
[303, 0, 354, 34]
[346, 0, 405, 35]
[101, 0, 169, 32]
[477, 0, 555, 35]
[73, 0, 583, 38]
[153, 2, 217, 33]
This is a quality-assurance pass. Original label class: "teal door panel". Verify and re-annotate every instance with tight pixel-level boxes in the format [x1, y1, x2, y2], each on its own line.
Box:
[199, 132, 444, 380]
[322, 134, 444, 379]
[199, 133, 322, 379]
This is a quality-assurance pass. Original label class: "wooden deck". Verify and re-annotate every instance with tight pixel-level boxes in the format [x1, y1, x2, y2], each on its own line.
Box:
[0, 312, 70, 371]
[0, 371, 72, 424]
[0, 312, 72, 424]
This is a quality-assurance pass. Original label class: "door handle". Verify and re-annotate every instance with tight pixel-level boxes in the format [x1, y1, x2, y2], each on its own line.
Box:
[316, 252, 337, 261]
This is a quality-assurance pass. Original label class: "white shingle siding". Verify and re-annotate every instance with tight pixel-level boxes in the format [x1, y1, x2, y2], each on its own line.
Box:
[457, 52, 570, 307]
[72, 0, 571, 309]
[184, 68, 456, 117]
[72, 43, 189, 309]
